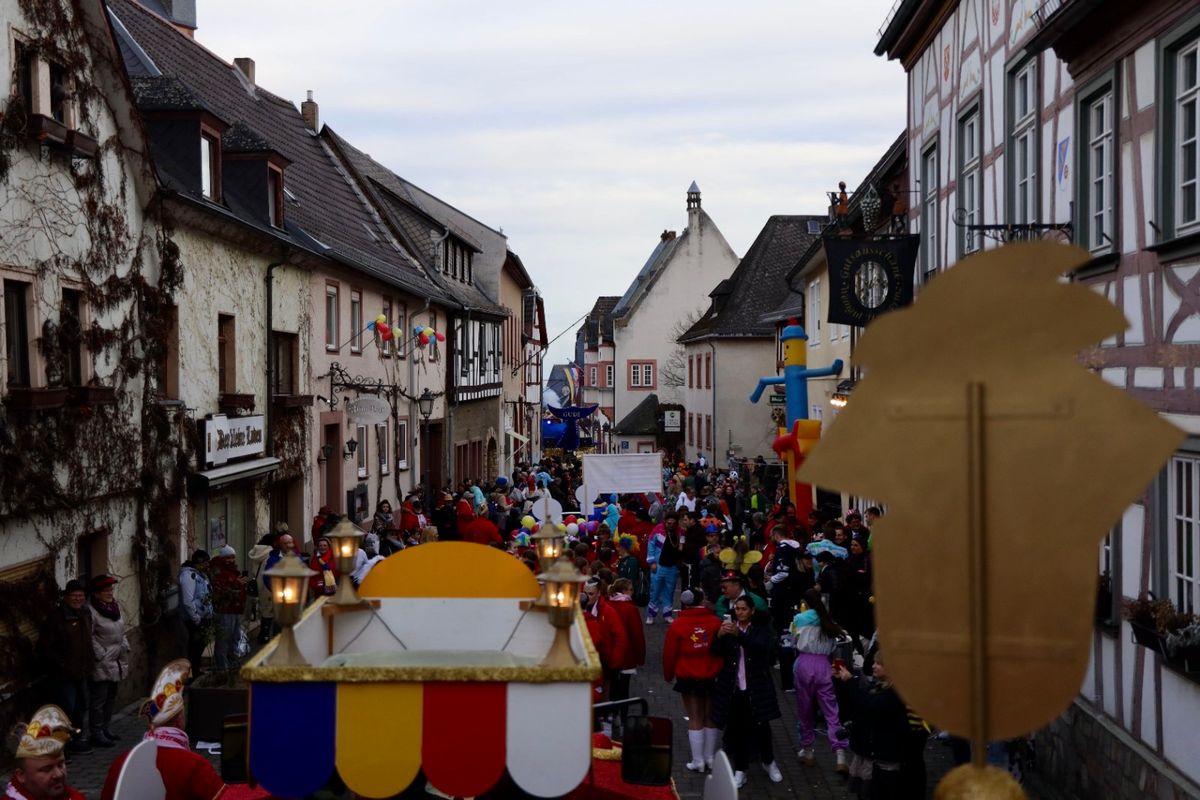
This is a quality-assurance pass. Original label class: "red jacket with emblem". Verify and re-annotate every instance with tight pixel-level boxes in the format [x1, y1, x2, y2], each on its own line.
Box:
[662, 606, 724, 682]
[583, 597, 630, 672]
[605, 597, 645, 670]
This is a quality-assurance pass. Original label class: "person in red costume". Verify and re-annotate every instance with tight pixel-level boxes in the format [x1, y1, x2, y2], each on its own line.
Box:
[662, 588, 724, 773]
[456, 497, 502, 546]
[6, 705, 85, 800]
[604, 578, 646, 704]
[581, 577, 629, 702]
[101, 659, 226, 800]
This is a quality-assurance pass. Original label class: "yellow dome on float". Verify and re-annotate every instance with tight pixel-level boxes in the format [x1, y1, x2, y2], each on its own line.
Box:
[358, 541, 539, 598]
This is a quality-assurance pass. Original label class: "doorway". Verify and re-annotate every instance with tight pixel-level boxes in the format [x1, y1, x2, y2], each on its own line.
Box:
[323, 423, 342, 511]
[425, 421, 444, 494]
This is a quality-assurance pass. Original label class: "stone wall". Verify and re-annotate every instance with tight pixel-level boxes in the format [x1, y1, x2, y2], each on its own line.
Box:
[1037, 700, 1200, 799]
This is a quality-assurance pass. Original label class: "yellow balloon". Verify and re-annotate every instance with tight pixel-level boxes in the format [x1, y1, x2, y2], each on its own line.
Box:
[375, 314, 387, 326]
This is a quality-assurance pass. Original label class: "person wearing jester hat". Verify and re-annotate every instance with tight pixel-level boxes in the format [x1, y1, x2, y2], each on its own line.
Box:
[100, 659, 226, 800]
[6, 705, 84, 800]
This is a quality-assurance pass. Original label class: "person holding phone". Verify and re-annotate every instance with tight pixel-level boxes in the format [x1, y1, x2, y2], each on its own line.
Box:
[791, 588, 851, 772]
[711, 595, 783, 788]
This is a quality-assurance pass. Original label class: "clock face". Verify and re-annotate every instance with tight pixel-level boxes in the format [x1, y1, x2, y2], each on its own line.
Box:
[853, 260, 890, 310]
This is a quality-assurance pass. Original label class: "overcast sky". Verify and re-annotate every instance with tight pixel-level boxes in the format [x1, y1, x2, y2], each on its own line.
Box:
[197, 1, 907, 373]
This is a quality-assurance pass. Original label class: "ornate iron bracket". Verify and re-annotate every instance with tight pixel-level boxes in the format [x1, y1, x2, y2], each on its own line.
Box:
[319, 362, 389, 410]
[952, 208, 1073, 244]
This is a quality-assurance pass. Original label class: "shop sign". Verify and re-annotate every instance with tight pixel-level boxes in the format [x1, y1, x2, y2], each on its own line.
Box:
[768, 394, 787, 406]
[203, 414, 265, 466]
[345, 396, 391, 425]
[662, 410, 681, 432]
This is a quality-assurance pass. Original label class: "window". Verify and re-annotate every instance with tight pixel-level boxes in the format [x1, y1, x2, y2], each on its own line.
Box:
[605, 364, 614, 387]
[268, 167, 284, 228]
[642, 363, 654, 386]
[688, 355, 694, 389]
[377, 421, 389, 475]
[350, 290, 363, 353]
[14, 41, 33, 112]
[705, 414, 712, 451]
[200, 131, 219, 200]
[4, 280, 31, 387]
[325, 284, 339, 351]
[1081, 88, 1115, 252]
[808, 279, 822, 345]
[396, 417, 410, 470]
[155, 304, 179, 399]
[217, 314, 235, 393]
[1170, 36, 1200, 233]
[48, 62, 69, 125]
[959, 108, 982, 256]
[380, 298, 392, 357]
[1168, 455, 1200, 615]
[271, 332, 297, 395]
[1008, 58, 1039, 226]
[60, 288, 83, 387]
[704, 353, 711, 389]
[921, 145, 940, 279]
[629, 361, 655, 388]
[356, 423, 368, 479]
[688, 413, 694, 446]
[428, 310, 437, 363]
[396, 304, 407, 360]
[590, 366, 598, 386]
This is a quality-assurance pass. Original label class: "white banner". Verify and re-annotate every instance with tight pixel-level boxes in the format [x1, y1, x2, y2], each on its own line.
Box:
[203, 414, 265, 466]
[582, 453, 663, 495]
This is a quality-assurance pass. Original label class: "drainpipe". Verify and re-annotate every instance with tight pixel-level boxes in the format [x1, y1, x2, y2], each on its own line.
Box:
[409, 294, 432, 497]
[709, 341, 718, 466]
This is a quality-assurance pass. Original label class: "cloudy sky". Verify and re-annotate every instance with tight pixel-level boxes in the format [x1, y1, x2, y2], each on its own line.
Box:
[198, 1, 907, 372]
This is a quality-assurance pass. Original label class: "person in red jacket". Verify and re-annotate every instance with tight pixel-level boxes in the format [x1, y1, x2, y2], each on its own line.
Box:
[663, 588, 724, 773]
[605, 578, 646, 703]
[457, 498, 503, 546]
[582, 577, 629, 702]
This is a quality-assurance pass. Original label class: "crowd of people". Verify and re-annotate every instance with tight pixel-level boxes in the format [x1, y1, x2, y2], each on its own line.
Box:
[18, 450, 939, 799]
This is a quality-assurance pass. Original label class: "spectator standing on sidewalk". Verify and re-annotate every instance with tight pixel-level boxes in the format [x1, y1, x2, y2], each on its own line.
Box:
[209, 545, 247, 673]
[248, 533, 277, 644]
[791, 588, 850, 772]
[646, 512, 683, 624]
[178, 550, 213, 674]
[87, 574, 129, 749]
[37, 579, 93, 753]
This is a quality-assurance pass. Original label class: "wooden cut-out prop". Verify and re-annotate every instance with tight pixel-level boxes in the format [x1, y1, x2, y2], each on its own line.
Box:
[798, 242, 1182, 793]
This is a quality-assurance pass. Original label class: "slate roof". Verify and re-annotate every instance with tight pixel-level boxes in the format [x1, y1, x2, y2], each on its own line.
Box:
[107, 0, 448, 303]
[321, 128, 506, 317]
[614, 393, 659, 436]
[127, 74, 205, 112]
[583, 296, 620, 348]
[680, 215, 826, 342]
[611, 233, 685, 320]
[222, 121, 273, 154]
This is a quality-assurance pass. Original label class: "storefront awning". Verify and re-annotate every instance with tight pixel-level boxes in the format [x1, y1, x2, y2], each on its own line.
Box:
[505, 429, 529, 443]
[195, 456, 281, 489]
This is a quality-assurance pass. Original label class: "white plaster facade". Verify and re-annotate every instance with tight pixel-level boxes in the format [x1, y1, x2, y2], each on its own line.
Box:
[683, 339, 782, 466]
[611, 187, 738, 450]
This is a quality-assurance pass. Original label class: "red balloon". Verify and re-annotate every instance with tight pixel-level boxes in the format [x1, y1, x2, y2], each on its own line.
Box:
[381, 327, 394, 341]
[564, 515, 577, 525]
[435, 331, 446, 342]
[377, 322, 390, 336]
[418, 333, 430, 346]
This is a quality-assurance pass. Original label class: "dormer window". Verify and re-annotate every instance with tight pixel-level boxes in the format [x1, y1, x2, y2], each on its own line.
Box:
[200, 129, 219, 200]
[268, 167, 284, 228]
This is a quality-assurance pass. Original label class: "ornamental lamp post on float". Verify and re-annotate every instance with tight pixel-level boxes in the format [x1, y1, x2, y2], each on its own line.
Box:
[264, 553, 316, 666]
[531, 524, 566, 572]
[538, 559, 586, 668]
[327, 519, 367, 606]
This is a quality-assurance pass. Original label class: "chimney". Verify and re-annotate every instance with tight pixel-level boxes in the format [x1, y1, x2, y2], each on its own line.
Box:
[301, 90, 319, 132]
[158, 0, 197, 36]
[686, 180, 701, 231]
[660, 230, 676, 242]
[234, 57, 255, 85]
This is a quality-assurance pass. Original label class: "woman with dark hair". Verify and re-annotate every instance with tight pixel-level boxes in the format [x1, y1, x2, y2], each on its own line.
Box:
[308, 536, 337, 600]
[712, 595, 783, 789]
[791, 588, 850, 771]
[663, 589, 723, 772]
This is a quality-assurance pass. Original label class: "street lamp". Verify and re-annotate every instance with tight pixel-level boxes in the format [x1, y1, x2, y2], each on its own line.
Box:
[326, 519, 366, 606]
[264, 553, 316, 666]
[537, 559, 586, 668]
[418, 389, 434, 509]
[532, 525, 566, 571]
[344, 438, 358, 460]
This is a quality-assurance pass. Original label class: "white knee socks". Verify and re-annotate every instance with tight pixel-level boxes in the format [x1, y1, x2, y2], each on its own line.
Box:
[687, 729, 705, 767]
[703, 727, 720, 767]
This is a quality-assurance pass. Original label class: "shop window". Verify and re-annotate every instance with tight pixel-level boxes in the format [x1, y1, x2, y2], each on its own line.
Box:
[217, 314, 235, 393]
[4, 279, 31, 388]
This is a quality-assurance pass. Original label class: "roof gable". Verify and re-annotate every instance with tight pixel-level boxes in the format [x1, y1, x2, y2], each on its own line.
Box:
[611, 231, 685, 320]
[614, 393, 659, 435]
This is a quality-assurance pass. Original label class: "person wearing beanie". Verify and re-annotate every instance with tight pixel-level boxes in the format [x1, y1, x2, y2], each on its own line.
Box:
[178, 550, 213, 674]
[35, 582, 93, 753]
[662, 588, 723, 773]
[100, 660, 225, 800]
[210, 545, 247, 673]
[87, 574, 129, 748]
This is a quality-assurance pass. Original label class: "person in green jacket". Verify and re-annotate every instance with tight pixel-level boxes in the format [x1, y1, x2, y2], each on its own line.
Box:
[714, 570, 768, 619]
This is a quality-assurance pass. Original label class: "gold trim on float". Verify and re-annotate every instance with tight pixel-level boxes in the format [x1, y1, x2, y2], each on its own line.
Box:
[242, 602, 602, 684]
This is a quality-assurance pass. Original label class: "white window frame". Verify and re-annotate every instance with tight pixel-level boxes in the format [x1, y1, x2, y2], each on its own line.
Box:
[1168, 455, 1200, 615]
[356, 423, 369, 479]
[377, 421, 389, 475]
[1009, 59, 1039, 226]
[808, 278, 821, 345]
[921, 145, 940, 279]
[959, 108, 982, 256]
[590, 366, 598, 386]
[350, 289, 363, 353]
[642, 363, 653, 386]
[605, 364, 614, 387]
[1086, 90, 1115, 253]
[1176, 38, 1200, 233]
[380, 298, 392, 356]
[396, 417, 410, 470]
[325, 284, 339, 352]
